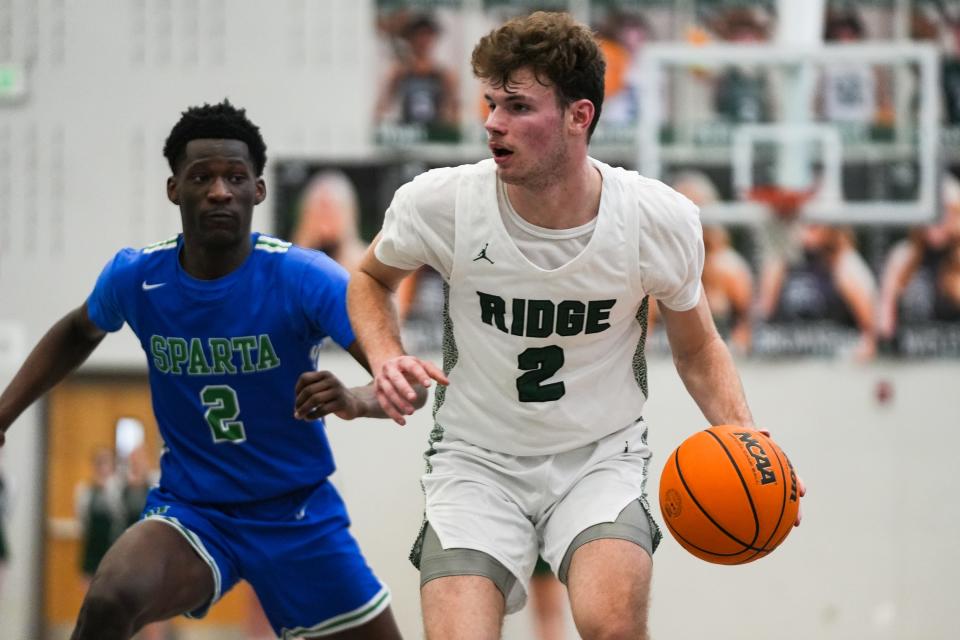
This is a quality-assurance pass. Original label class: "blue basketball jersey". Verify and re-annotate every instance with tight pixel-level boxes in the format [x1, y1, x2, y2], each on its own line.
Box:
[86, 233, 356, 504]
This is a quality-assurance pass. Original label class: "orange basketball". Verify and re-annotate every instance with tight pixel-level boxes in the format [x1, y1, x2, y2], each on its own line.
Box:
[659, 425, 800, 564]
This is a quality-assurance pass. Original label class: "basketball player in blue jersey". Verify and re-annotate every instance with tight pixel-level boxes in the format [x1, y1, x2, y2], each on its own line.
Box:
[0, 101, 409, 639]
[348, 12, 803, 640]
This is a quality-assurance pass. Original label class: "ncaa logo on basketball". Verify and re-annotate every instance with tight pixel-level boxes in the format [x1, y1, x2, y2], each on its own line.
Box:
[733, 431, 776, 485]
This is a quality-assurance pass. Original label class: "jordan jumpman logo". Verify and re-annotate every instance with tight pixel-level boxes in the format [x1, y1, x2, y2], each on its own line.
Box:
[473, 243, 495, 264]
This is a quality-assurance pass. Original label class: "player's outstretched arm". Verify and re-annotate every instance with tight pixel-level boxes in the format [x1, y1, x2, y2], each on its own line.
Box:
[0, 303, 107, 446]
[347, 238, 447, 425]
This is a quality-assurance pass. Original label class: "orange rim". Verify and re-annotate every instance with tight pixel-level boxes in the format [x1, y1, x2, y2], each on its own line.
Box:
[747, 186, 815, 215]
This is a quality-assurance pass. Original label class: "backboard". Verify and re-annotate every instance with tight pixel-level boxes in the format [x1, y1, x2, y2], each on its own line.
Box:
[638, 42, 942, 225]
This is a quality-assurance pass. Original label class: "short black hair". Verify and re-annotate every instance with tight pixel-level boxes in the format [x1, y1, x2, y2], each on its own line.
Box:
[163, 99, 267, 176]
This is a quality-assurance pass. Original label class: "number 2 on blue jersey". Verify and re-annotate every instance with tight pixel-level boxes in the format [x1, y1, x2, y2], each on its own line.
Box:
[200, 385, 247, 443]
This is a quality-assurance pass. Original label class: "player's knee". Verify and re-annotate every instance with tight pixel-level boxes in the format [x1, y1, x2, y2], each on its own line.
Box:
[82, 564, 158, 624]
[572, 589, 649, 640]
[573, 611, 648, 640]
[74, 581, 138, 638]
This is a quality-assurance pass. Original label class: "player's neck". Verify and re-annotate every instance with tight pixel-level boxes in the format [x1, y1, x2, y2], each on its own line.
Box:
[179, 235, 253, 280]
[505, 159, 601, 230]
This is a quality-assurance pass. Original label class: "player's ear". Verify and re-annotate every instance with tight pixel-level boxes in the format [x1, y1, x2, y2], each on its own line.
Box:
[568, 98, 595, 137]
[166, 176, 180, 205]
[255, 178, 267, 205]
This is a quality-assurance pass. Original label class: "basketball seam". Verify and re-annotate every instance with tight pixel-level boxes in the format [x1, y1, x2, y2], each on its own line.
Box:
[741, 435, 790, 562]
[704, 429, 762, 548]
[763, 451, 797, 552]
[762, 440, 789, 549]
[664, 519, 760, 559]
[671, 445, 763, 554]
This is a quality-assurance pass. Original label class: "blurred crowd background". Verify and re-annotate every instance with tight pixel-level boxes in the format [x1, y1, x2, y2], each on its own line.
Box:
[272, 0, 960, 363]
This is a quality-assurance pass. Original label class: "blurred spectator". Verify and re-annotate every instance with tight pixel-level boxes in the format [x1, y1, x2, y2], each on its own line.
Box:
[702, 224, 755, 355]
[879, 173, 960, 343]
[711, 8, 774, 123]
[291, 170, 367, 271]
[288, 167, 435, 360]
[760, 224, 878, 361]
[818, 10, 892, 127]
[650, 171, 755, 354]
[290, 169, 431, 357]
[120, 445, 155, 528]
[755, 186, 810, 331]
[374, 12, 460, 140]
[74, 447, 124, 583]
[596, 11, 651, 127]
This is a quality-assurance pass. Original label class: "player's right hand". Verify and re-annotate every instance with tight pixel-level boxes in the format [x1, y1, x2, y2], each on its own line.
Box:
[294, 370, 365, 421]
[375, 355, 448, 425]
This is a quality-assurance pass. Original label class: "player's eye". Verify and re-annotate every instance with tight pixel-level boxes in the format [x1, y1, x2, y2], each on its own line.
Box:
[229, 174, 248, 184]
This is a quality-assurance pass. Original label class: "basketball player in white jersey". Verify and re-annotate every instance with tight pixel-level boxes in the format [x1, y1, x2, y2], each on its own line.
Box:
[348, 12, 803, 639]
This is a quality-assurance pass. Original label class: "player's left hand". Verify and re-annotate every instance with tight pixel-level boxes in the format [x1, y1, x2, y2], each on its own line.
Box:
[758, 427, 806, 527]
[294, 371, 365, 421]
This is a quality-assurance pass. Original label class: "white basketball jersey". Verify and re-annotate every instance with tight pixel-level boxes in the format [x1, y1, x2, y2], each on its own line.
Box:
[434, 160, 669, 456]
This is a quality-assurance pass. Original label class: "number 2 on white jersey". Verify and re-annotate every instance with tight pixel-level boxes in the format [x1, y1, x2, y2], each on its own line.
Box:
[516, 346, 566, 402]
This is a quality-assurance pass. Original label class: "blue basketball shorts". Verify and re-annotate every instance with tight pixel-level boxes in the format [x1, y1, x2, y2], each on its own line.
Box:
[141, 481, 390, 639]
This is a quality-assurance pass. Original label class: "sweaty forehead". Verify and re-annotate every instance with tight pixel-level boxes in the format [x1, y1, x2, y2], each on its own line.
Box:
[182, 138, 252, 166]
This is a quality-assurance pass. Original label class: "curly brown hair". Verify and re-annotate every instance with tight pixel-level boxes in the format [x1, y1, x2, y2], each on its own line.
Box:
[471, 11, 605, 137]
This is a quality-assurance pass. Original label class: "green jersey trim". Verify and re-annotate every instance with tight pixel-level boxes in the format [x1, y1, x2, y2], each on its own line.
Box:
[255, 236, 292, 253]
[142, 237, 178, 254]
